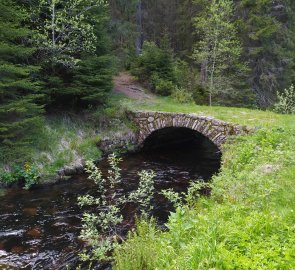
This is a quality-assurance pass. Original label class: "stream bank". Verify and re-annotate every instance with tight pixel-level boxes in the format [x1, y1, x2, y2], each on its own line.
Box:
[0, 131, 221, 269]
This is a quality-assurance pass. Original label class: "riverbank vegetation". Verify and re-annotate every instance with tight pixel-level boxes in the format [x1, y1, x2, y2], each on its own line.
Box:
[0, 1, 110, 183]
[78, 154, 156, 262]
[1, 0, 295, 180]
[113, 112, 295, 269]
[1, 0, 295, 267]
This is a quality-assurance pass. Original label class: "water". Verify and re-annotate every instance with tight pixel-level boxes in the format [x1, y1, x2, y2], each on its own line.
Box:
[0, 139, 220, 269]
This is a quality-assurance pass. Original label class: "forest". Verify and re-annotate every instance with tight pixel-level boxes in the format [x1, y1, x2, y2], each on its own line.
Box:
[1, 0, 295, 165]
[0, 0, 295, 269]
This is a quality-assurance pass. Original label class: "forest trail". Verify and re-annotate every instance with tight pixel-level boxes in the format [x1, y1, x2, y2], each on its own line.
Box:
[113, 72, 155, 100]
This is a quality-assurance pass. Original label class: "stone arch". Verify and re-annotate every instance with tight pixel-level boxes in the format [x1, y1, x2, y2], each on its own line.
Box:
[142, 126, 219, 153]
[128, 111, 251, 150]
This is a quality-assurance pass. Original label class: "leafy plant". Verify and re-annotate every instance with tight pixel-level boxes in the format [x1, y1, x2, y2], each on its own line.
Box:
[274, 84, 295, 114]
[78, 154, 156, 262]
[172, 87, 194, 103]
[150, 74, 175, 96]
[0, 163, 40, 189]
[193, 0, 247, 106]
[128, 170, 156, 216]
[130, 39, 177, 97]
[78, 154, 123, 261]
[162, 180, 211, 208]
[22, 163, 40, 190]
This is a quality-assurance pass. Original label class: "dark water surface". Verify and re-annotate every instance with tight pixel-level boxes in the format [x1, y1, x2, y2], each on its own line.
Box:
[0, 136, 221, 269]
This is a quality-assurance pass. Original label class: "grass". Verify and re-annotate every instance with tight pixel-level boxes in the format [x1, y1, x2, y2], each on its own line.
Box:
[31, 114, 102, 177]
[1, 89, 294, 266]
[121, 95, 295, 129]
[112, 95, 295, 269]
[0, 96, 136, 183]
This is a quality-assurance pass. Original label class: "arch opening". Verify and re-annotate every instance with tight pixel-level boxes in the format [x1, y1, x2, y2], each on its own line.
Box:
[142, 127, 221, 180]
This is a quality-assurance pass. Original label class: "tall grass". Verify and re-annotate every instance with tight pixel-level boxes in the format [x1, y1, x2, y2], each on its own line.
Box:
[0, 113, 102, 180]
[32, 115, 102, 176]
[113, 107, 295, 269]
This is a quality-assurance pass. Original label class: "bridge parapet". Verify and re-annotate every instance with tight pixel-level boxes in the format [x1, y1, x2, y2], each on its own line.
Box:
[127, 111, 253, 149]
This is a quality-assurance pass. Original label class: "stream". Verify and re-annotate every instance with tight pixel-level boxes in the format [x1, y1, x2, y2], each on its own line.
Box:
[0, 133, 221, 269]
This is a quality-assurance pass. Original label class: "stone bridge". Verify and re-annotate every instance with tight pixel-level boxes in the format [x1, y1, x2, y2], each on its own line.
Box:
[127, 111, 252, 150]
[60, 111, 253, 177]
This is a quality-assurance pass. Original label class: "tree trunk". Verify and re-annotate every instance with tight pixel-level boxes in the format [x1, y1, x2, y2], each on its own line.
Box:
[209, 92, 212, 107]
[135, 0, 143, 54]
[52, 1, 55, 47]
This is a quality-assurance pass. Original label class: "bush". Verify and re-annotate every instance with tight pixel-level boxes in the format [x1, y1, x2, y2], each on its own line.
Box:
[78, 154, 156, 262]
[274, 85, 295, 114]
[151, 74, 175, 96]
[132, 41, 175, 82]
[172, 87, 194, 103]
[130, 41, 176, 96]
[0, 163, 40, 189]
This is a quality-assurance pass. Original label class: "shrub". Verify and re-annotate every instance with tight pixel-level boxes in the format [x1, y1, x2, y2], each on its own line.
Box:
[172, 87, 194, 103]
[0, 163, 40, 189]
[130, 40, 176, 96]
[274, 84, 295, 114]
[131, 41, 175, 82]
[128, 170, 156, 216]
[151, 74, 175, 96]
[78, 154, 156, 262]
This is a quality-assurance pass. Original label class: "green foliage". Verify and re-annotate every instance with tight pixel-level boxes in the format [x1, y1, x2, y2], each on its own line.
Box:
[78, 154, 156, 262]
[236, 0, 295, 107]
[9, 114, 102, 176]
[0, 0, 44, 161]
[150, 74, 175, 96]
[109, 0, 139, 68]
[172, 87, 194, 104]
[131, 38, 201, 101]
[77, 136, 102, 161]
[78, 155, 123, 261]
[162, 180, 211, 209]
[70, 55, 114, 106]
[131, 40, 176, 95]
[113, 219, 162, 270]
[29, 0, 114, 109]
[128, 170, 156, 215]
[32, 0, 108, 68]
[274, 85, 295, 114]
[193, 0, 248, 106]
[0, 163, 40, 189]
[113, 122, 295, 269]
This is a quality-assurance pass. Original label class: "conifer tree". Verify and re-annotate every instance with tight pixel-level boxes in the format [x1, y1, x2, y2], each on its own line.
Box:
[0, 0, 44, 161]
[236, 0, 295, 107]
[31, 0, 113, 109]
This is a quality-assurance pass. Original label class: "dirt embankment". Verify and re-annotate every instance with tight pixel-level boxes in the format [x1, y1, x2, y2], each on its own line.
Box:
[113, 72, 154, 100]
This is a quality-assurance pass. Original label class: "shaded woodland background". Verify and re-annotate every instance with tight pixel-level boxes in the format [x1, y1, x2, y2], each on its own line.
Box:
[1, 0, 295, 161]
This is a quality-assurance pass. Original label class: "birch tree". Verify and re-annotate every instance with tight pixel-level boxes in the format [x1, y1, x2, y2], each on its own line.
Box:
[32, 0, 108, 68]
[193, 0, 245, 106]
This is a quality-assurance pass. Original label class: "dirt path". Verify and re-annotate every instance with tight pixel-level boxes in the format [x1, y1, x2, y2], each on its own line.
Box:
[113, 72, 154, 100]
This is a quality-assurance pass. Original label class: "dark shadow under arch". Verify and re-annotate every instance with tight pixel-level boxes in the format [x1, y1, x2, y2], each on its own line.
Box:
[143, 127, 219, 153]
[142, 127, 221, 179]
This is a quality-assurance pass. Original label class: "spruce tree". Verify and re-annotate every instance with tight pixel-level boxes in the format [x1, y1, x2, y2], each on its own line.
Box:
[71, 2, 114, 107]
[31, 0, 113, 109]
[236, 0, 295, 107]
[0, 0, 44, 162]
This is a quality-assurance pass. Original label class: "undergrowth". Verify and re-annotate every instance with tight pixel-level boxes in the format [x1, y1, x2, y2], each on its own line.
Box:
[113, 126, 295, 269]
[0, 96, 134, 184]
[32, 115, 102, 176]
